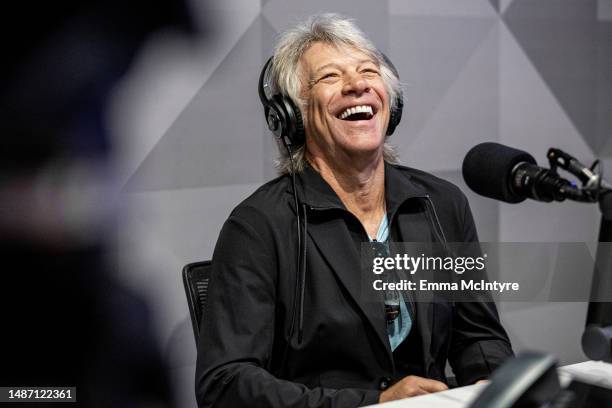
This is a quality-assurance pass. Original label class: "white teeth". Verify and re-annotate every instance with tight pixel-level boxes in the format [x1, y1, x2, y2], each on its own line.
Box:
[339, 105, 374, 120]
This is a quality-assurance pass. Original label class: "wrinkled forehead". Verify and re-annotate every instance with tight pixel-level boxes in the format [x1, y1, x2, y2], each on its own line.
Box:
[299, 42, 378, 79]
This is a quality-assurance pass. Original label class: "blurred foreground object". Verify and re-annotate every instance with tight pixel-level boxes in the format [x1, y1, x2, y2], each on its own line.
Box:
[0, 1, 202, 406]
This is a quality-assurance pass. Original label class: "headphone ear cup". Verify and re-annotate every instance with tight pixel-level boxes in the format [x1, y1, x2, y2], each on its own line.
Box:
[386, 92, 403, 136]
[380, 53, 403, 136]
[273, 94, 304, 147]
[267, 98, 286, 140]
[285, 97, 305, 146]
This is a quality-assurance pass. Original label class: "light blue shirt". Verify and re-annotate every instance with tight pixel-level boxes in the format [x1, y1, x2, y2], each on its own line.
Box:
[371, 214, 412, 352]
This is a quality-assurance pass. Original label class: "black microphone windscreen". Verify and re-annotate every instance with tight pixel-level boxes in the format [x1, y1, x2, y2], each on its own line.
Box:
[462, 142, 537, 203]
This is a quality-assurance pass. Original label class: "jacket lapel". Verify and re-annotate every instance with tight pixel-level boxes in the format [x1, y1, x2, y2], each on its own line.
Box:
[306, 216, 392, 364]
[384, 163, 440, 375]
[394, 211, 437, 376]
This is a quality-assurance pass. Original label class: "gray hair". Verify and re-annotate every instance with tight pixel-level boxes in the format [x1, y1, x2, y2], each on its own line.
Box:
[269, 13, 401, 174]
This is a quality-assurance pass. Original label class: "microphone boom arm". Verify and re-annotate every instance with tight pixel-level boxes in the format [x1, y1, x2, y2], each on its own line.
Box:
[582, 190, 612, 362]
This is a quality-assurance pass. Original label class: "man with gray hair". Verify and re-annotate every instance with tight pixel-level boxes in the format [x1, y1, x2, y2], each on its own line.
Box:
[196, 14, 513, 407]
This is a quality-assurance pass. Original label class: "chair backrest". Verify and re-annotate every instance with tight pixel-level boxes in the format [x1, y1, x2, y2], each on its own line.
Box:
[182, 260, 212, 343]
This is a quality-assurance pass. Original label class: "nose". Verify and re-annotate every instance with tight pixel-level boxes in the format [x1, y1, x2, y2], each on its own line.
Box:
[341, 71, 370, 96]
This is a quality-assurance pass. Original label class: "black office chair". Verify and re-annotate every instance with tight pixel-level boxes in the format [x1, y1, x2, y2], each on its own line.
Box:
[182, 260, 212, 343]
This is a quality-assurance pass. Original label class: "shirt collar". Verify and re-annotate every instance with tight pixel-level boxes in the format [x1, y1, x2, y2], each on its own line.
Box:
[293, 161, 428, 214]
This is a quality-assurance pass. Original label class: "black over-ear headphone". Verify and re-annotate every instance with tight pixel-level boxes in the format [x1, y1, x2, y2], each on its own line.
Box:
[258, 53, 403, 147]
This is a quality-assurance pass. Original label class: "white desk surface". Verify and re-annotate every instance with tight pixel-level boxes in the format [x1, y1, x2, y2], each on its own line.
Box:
[364, 360, 612, 408]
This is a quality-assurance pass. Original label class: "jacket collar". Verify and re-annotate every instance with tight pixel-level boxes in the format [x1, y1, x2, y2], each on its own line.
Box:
[294, 161, 429, 214]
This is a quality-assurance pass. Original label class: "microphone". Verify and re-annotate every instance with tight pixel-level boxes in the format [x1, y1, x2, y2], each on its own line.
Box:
[462, 142, 575, 204]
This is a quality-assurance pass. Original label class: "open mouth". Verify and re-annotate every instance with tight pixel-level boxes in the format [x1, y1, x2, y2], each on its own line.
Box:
[337, 105, 375, 121]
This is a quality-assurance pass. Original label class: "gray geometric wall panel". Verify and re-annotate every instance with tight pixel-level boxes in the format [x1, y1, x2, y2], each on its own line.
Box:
[498, 21, 594, 163]
[501, 0, 516, 14]
[601, 0, 612, 21]
[389, 15, 497, 168]
[390, 0, 497, 17]
[397, 21, 499, 172]
[125, 16, 277, 192]
[504, 0, 612, 157]
[262, 0, 390, 52]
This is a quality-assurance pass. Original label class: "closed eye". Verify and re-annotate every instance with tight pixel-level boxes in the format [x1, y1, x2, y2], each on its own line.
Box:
[360, 68, 380, 76]
[318, 72, 340, 82]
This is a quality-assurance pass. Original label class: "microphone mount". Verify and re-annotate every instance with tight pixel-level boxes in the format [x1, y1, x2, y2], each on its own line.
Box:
[534, 147, 612, 203]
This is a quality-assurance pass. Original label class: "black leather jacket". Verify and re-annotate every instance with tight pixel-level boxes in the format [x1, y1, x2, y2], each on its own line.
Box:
[196, 162, 513, 408]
